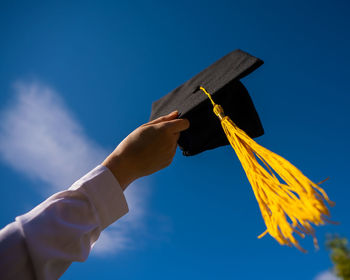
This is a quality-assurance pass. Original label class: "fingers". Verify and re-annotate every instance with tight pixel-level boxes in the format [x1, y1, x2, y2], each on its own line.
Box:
[144, 110, 189, 136]
[146, 111, 179, 126]
[162, 118, 190, 133]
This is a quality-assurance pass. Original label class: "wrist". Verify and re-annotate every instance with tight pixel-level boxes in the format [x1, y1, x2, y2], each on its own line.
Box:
[102, 155, 135, 191]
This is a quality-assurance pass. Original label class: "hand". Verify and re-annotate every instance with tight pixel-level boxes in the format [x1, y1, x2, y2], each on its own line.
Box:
[102, 111, 190, 190]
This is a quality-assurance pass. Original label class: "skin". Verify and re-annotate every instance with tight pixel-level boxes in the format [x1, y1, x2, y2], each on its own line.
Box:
[102, 111, 190, 190]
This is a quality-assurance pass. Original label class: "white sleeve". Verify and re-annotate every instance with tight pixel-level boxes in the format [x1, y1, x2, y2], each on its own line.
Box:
[0, 165, 129, 280]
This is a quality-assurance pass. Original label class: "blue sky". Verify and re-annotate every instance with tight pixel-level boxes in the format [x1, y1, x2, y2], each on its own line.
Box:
[0, 0, 349, 279]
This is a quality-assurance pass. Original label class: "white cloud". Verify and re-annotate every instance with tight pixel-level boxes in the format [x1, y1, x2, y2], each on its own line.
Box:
[0, 81, 146, 256]
[314, 270, 340, 280]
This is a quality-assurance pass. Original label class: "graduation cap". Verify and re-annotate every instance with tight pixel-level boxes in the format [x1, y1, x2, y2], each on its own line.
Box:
[150, 49, 333, 251]
[150, 49, 264, 156]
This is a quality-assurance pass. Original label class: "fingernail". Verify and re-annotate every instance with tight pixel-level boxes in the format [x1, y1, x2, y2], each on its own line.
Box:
[171, 110, 179, 115]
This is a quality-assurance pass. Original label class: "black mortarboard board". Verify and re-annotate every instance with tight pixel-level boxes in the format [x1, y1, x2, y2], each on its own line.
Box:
[150, 49, 264, 156]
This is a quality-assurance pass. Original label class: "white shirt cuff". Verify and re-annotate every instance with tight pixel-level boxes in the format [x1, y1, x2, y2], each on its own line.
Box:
[69, 165, 129, 230]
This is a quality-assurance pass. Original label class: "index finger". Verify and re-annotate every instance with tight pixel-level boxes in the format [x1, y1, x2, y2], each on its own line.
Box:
[145, 111, 179, 126]
[162, 118, 190, 133]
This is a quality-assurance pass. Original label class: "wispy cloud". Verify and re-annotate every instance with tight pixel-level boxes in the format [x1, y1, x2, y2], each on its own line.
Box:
[314, 270, 340, 280]
[0, 81, 146, 256]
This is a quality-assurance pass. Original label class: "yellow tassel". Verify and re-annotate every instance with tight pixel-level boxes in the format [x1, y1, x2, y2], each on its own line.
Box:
[199, 86, 334, 251]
